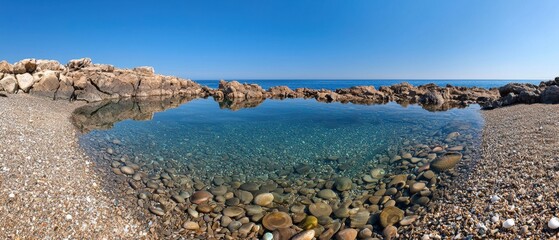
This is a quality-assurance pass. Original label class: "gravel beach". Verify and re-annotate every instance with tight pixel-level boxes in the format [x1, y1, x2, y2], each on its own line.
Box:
[0, 94, 143, 239]
[413, 104, 559, 239]
[2, 92, 559, 239]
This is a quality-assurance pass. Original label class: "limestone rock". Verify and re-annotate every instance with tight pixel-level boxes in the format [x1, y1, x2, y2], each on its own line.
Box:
[0, 75, 18, 93]
[30, 71, 59, 98]
[0, 61, 13, 73]
[67, 58, 92, 71]
[13, 59, 37, 74]
[16, 73, 36, 92]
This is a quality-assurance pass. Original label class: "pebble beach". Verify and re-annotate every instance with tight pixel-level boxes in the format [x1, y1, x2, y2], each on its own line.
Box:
[0, 94, 143, 239]
[2, 92, 558, 239]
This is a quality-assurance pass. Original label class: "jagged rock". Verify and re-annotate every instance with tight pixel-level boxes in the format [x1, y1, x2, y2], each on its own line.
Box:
[36, 60, 65, 71]
[67, 58, 92, 71]
[13, 59, 37, 74]
[0, 75, 18, 93]
[16, 73, 36, 92]
[30, 71, 60, 99]
[268, 86, 294, 98]
[420, 90, 445, 105]
[56, 80, 75, 100]
[498, 83, 538, 97]
[541, 85, 559, 104]
[0, 61, 13, 73]
[74, 81, 111, 102]
[133, 66, 155, 76]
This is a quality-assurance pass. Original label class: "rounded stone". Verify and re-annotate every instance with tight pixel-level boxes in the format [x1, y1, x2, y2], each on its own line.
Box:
[317, 189, 337, 200]
[309, 202, 333, 217]
[120, 166, 135, 175]
[292, 230, 315, 240]
[336, 228, 358, 240]
[223, 206, 245, 217]
[183, 221, 199, 230]
[334, 177, 352, 191]
[262, 212, 293, 231]
[190, 191, 213, 204]
[380, 206, 404, 227]
[431, 152, 462, 171]
[410, 182, 426, 194]
[254, 193, 274, 206]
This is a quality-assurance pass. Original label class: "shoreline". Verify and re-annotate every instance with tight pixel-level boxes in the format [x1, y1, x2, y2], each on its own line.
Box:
[0, 94, 144, 239]
[1, 92, 558, 238]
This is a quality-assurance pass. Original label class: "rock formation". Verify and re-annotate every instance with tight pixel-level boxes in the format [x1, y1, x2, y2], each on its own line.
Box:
[0, 58, 207, 102]
[482, 78, 559, 109]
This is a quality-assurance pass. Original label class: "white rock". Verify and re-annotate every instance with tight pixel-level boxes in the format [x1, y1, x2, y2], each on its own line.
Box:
[421, 234, 430, 240]
[491, 214, 500, 223]
[16, 73, 36, 92]
[548, 217, 559, 229]
[65, 214, 73, 220]
[8, 193, 15, 198]
[262, 232, 273, 240]
[503, 218, 515, 229]
[490, 195, 500, 203]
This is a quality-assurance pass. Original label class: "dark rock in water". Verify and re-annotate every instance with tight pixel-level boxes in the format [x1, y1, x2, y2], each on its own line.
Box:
[295, 164, 311, 174]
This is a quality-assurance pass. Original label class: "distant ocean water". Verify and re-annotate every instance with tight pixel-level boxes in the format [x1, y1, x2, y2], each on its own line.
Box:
[195, 79, 542, 90]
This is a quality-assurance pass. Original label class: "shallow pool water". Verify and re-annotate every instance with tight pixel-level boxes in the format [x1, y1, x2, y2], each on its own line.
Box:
[77, 98, 483, 181]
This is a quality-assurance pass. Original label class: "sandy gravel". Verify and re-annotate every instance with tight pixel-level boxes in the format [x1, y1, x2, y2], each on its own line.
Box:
[413, 104, 559, 239]
[0, 94, 143, 239]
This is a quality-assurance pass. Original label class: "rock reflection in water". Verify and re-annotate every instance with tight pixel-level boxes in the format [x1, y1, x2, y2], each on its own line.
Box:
[72, 96, 472, 134]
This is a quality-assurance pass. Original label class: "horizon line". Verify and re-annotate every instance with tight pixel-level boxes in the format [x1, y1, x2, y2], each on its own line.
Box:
[191, 78, 546, 81]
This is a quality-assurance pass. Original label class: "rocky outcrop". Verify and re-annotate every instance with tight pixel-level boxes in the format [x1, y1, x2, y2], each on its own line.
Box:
[0, 58, 208, 102]
[481, 78, 559, 109]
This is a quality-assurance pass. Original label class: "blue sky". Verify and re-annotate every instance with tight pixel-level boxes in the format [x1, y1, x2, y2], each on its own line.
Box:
[1, 1, 558, 79]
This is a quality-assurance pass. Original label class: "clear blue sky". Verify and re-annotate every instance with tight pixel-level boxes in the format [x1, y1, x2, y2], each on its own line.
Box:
[1, 1, 558, 79]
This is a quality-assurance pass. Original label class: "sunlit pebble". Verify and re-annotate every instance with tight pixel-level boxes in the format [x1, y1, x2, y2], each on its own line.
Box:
[503, 219, 515, 229]
[490, 195, 500, 203]
[65, 214, 73, 220]
[548, 217, 559, 230]
[491, 215, 500, 223]
[8, 193, 15, 198]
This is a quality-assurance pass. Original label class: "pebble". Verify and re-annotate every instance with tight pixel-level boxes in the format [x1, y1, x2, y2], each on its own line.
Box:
[262, 232, 273, 240]
[183, 221, 200, 230]
[549, 217, 559, 229]
[334, 177, 352, 191]
[503, 218, 515, 229]
[336, 228, 358, 240]
[254, 193, 274, 206]
[120, 166, 135, 175]
[291, 230, 315, 240]
[65, 214, 72, 220]
[317, 189, 337, 200]
[490, 195, 500, 203]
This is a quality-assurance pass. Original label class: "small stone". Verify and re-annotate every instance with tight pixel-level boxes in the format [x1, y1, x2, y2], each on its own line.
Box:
[503, 218, 515, 229]
[399, 215, 418, 226]
[402, 153, 412, 159]
[254, 193, 274, 206]
[183, 221, 200, 230]
[120, 166, 135, 175]
[309, 202, 332, 217]
[65, 214, 72, 220]
[223, 206, 245, 217]
[336, 228, 358, 240]
[410, 182, 426, 194]
[317, 189, 337, 200]
[191, 191, 213, 204]
[149, 206, 165, 216]
[549, 217, 559, 229]
[334, 177, 352, 191]
[262, 232, 273, 240]
[292, 230, 315, 240]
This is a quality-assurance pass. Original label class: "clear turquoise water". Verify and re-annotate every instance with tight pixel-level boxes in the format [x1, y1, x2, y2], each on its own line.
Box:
[79, 97, 483, 180]
[195, 79, 541, 90]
